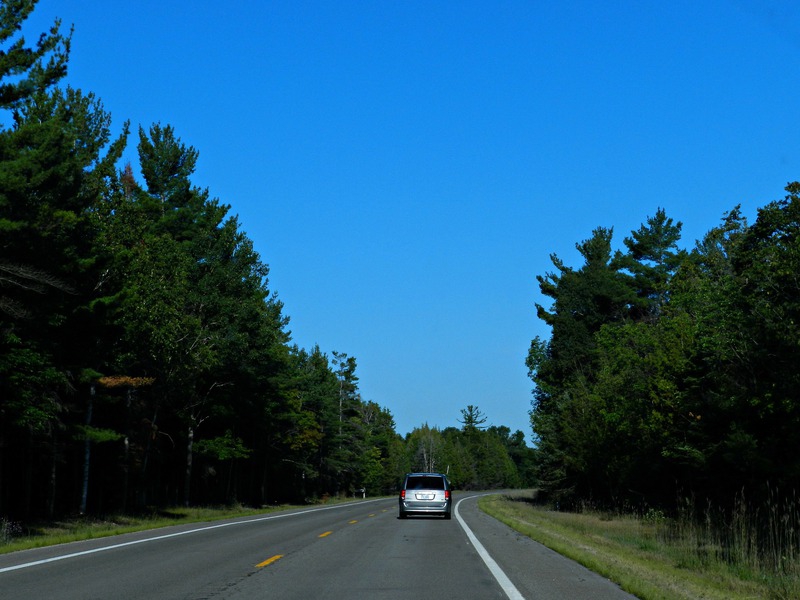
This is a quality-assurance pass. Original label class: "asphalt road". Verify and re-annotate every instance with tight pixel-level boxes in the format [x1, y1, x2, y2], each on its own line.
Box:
[0, 493, 637, 599]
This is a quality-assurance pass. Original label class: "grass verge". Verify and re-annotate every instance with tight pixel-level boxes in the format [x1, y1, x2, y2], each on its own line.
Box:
[0, 502, 332, 555]
[479, 493, 789, 600]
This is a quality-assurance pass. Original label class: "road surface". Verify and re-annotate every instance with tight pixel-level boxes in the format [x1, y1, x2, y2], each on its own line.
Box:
[0, 493, 636, 599]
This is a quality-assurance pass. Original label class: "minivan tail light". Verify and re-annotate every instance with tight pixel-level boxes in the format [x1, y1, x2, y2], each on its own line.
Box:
[401, 490, 406, 499]
[445, 490, 450, 500]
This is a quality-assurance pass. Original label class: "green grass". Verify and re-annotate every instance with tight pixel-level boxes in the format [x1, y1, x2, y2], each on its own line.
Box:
[479, 492, 799, 600]
[0, 503, 309, 555]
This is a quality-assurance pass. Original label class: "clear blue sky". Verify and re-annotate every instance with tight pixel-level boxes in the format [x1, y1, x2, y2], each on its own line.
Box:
[24, 1, 800, 440]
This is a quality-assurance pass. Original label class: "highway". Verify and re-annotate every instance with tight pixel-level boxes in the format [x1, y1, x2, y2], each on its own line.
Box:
[0, 493, 636, 599]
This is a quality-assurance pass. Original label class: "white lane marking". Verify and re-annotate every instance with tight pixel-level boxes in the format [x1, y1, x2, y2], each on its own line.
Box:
[0, 499, 387, 574]
[455, 495, 526, 600]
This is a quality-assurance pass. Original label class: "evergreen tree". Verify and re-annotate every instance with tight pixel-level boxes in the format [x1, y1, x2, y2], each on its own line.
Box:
[99, 123, 295, 508]
[458, 404, 487, 432]
[528, 227, 633, 503]
[612, 208, 686, 320]
[692, 185, 800, 501]
[528, 197, 800, 509]
[534, 228, 633, 385]
[0, 3, 126, 518]
[0, 1, 69, 112]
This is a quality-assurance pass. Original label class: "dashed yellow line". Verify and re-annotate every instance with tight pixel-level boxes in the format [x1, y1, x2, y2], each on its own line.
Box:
[256, 555, 283, 568]
[256, 511, 382, 568]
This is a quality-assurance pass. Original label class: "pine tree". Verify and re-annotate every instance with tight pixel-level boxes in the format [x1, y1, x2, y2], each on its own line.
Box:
[612, 208, 686, 320]
[0, 3, 125, 518]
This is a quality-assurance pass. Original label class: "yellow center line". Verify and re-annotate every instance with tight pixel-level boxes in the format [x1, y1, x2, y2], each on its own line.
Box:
[256, 554, 283, 568]
[368, 513, 375, 517]
[319, 531, 333, 537]
[349, 520, 358, 524]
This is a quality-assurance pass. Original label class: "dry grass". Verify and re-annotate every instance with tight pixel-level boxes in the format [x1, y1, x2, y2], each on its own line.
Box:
[0, 503, 298, 554]
[479, 493, 798, 600]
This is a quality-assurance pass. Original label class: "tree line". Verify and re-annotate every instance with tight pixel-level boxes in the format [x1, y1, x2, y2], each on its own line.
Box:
[0, 2, 533, 522]
[528, 189, 800, 511]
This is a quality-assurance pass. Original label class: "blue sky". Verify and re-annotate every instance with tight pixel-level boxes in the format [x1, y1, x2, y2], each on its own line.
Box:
[23, 1, 800, 440]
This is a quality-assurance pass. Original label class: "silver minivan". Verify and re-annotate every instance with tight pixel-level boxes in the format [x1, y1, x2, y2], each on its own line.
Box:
[398, 472, 452, 519]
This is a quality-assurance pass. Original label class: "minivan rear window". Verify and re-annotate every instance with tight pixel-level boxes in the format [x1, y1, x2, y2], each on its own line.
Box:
[406, 476, 445, 490]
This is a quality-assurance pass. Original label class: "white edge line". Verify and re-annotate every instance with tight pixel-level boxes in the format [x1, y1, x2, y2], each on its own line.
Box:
[0, 498, 385, 574]
[455, 495, 526, 600]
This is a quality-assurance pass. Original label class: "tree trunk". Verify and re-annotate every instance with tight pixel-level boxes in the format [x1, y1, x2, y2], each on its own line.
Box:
[0, 430, 5, 515]
[138, 404, 159, 508]
[21, 431, 35, 519]
[79, 383, 95, 514]
[122, 435, 130, 513]
[184, 424, 193, 507]
[47, 431, 57, 519]
[121, 388, 131, 513]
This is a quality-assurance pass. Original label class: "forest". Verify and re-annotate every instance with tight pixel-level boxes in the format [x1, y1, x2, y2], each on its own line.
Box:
[528, 190, 800, 512]
[0, 2, 534, 522]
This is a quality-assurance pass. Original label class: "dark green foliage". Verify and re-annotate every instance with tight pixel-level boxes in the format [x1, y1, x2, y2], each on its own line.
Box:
[612, 208, 686, 321]
[459, 404, 487, 432]
[0, 1, 70, 111]
[530, 192, 800, 511]
[528, 227, 635, 503]
[0, 4, 127, 519]
[401, 408, 535, 491]
[534, 227, 633, 387]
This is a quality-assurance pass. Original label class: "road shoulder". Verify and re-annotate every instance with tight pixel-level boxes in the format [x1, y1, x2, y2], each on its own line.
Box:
[455, 493, 637, 600]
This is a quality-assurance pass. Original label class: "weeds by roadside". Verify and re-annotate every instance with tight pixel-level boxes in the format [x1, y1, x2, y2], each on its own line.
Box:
[1, 518, 22, 546]
[0, 503, 302, 555]
[480, 491, 800, 600]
